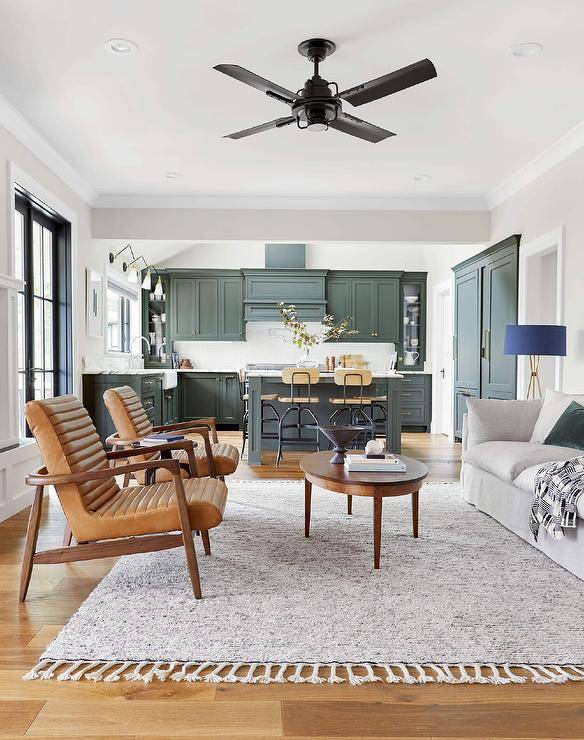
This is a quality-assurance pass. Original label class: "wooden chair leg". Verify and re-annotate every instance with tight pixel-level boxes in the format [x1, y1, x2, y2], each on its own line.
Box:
[62, 524, 73, 547]
[347, 495, 353, 515]
[201, 530, 211, 556]
[173, 475, 202, 599]
[19, 487, 43, 602]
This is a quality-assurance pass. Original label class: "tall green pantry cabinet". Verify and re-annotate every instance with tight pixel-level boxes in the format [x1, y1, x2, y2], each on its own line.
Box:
[452, 235, 520, 439]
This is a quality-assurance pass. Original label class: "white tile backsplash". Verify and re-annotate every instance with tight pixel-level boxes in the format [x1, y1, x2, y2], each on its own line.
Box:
[174, 322, 396, 371]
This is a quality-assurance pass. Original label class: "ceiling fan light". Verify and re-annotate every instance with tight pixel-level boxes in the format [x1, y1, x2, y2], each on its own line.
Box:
[141, 270, 152, 291]
[307, 122, 327, 132]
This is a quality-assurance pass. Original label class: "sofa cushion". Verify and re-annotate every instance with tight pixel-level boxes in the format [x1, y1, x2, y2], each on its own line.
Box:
[544, 401, 584, 451]
[514, 463, 584, 518]
[465, 398, 543, 450]
[531, 389, 584, 443]
[464, 441, 580, 482]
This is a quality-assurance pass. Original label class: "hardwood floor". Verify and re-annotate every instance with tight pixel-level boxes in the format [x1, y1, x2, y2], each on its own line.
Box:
[2, 432, 583, 738]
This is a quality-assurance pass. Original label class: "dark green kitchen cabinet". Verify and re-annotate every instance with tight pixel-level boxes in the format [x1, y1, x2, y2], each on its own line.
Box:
[82, 373, 162, 443]
[243, 269, 327, 321]
[326, 272, 401, 342]
[180, 372, 241, 426]
[399, 273, 427, 371]
[162, 386, 178, 426]
[170, 272, 244, 341]
[453, 235, 519, 439]
[219, 276, 244, 339]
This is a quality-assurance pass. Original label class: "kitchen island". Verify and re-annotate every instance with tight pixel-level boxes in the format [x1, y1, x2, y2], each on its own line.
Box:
[246, 371, 403, 466]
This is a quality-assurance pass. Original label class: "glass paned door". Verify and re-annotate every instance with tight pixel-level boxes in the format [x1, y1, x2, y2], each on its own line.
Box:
[15, 196, 60, 436]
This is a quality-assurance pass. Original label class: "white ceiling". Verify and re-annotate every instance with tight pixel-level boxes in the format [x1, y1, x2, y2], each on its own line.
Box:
[1, 0, 583, 204]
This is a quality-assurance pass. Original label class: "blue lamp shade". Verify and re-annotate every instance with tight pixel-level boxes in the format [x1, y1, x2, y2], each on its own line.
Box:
[504, 324, 566, 357]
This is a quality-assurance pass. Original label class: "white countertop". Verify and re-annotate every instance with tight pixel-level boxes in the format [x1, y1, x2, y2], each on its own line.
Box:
[245, 370, 404, 378]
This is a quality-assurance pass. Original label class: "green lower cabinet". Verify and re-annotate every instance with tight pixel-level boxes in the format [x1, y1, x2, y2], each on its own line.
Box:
[400, 373, 432, 432]
[162, 387, 178, 426]
[180, 373, 241, 426]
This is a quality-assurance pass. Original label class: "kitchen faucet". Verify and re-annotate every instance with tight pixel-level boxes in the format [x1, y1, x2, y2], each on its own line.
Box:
[158, 342, 167, 361]
[128, 336, 150, 370]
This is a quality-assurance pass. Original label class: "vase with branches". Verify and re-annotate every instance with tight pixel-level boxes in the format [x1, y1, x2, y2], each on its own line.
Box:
[277, 302, 358, 367]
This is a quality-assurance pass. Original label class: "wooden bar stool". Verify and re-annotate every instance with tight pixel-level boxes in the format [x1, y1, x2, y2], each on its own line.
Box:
[276, 368, 320, 466]
[329, 368, 375, 446]
[239, 369, 280, 458]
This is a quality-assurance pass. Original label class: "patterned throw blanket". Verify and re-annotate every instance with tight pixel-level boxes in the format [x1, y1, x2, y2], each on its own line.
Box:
[530, 457, 584, 541]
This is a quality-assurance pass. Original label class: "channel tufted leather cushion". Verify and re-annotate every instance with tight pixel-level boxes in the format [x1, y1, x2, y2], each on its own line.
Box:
[103, 385, 239, 481]
[24, 395, 228, 543]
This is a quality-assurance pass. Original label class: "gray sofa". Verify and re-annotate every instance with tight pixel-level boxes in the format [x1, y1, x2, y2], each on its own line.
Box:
[461, 396, 584, 580]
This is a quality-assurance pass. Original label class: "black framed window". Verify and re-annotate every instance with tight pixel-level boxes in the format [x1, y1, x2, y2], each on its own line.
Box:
[15, 192, 72, 437]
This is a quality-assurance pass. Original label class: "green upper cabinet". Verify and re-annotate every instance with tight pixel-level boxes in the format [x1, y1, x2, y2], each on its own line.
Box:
[243, 269, 327, 321]
[399, 273, 427, 371]
[170, 271, 244, 341]
[219, 276, 244, 340]
[326, 271, 401, 343]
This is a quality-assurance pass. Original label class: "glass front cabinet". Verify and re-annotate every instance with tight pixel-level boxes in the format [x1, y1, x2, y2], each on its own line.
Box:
[398, 273, 426, 371]
[142, 272, 171, 368]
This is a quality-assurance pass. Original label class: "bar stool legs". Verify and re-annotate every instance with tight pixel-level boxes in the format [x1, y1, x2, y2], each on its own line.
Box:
[242, 401, 280, 459]
[276, 405, 320, 467]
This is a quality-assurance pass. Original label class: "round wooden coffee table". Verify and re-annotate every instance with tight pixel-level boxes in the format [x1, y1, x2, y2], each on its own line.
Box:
[299, 451, 429, 569]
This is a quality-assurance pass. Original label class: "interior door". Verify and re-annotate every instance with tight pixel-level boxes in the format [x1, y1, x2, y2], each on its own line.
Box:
[481, 249, 518, 399]
[454, 268, 481, 392]
[439, 291, 453, 435]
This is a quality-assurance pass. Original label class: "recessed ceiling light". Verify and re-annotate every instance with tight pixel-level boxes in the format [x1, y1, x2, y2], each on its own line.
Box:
[105, 38, 139, 55]
[165, 172, 182, 179]
[507, 42, 543, 58]
[413, 174, 431, 182]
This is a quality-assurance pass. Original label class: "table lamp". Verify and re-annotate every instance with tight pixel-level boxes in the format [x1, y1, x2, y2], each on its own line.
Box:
[504, 324, 566, 399]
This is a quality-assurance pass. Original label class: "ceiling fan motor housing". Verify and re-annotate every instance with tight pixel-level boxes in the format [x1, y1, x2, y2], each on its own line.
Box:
[293, 75, 340, 130]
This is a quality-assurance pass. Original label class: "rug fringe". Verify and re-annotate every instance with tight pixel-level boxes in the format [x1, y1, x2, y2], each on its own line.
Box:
[23, 660, 584, 684]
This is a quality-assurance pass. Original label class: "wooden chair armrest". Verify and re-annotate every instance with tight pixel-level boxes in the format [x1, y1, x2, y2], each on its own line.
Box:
[25, 458, 182, 487]
[107, 440, 198, 478]
[105, 432, 143, 447]
[180, 426, 218, 478]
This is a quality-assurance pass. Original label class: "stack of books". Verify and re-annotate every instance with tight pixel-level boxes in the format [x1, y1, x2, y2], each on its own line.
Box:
[344, 454, 407, 473]
[141, 432, 185, 446]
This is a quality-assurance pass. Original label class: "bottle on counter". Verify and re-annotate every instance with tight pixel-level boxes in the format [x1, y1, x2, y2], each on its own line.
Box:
[324, 356, 330, 372]
[331, 355, 336, 371]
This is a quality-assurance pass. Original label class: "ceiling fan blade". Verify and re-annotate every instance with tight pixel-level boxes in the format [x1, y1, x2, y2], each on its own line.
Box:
[214, 64, 296, 104]
[329, 112, 395, 143]
[339, 58, 437, 107]
[223, 116, 295, 140]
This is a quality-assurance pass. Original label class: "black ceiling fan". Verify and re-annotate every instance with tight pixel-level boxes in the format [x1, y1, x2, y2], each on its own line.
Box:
[214, 38, 437, 143]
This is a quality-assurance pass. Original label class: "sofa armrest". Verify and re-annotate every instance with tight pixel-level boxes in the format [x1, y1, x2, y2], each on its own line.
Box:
[462, 413, 469, 453]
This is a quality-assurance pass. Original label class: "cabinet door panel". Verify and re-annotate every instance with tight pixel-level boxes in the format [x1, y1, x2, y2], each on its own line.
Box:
[482, 250, 517, 398]
[220, 374, 241, 424]
[171, 278, 197, 340]
[196, 279, 219, 338]
[454, 388, 479, 439]
[375, 279, 400, 341]
[220, 277, 243, 340]
[181, 374, 218, 420]
[454, 269, 481, 390]
[352, 280, 374, 339]
[327, 278, 352, 324]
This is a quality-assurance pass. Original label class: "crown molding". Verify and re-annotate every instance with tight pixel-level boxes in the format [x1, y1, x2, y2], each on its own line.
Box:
[486, 118, 584, 209]
[93, 193, 489, 212]
[0, 92, 97, 206]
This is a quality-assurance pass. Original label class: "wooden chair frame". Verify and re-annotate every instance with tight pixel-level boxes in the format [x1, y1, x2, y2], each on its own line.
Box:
[20, 438, 216, 603]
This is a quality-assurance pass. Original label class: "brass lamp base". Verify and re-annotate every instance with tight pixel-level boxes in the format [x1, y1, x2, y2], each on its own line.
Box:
[525, 354, 542, 399]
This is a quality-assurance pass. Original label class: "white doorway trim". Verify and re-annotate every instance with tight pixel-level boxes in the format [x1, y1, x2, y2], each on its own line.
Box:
[431, 278, 454, 439]
[518, 226, 565, 394]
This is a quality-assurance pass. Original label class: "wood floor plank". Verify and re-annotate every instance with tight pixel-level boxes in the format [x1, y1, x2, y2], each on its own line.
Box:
[281, 700, 584, 737]
[27, 699, 282, 736]
[0, 698, 44, 735]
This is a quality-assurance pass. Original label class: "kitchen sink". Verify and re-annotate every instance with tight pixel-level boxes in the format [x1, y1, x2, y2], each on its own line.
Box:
[162, 370, 178, 390]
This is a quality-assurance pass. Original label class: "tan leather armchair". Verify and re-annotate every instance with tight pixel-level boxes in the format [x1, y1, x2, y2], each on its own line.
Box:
[103, 386, 239, 483]
[20, 395, 228, 602]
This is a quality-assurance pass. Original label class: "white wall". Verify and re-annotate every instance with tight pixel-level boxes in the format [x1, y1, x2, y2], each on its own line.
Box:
[491, 145, 584, 392]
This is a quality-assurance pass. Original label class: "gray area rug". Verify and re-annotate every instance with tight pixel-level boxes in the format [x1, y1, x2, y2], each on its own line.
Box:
[25, 480, 584, 684]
